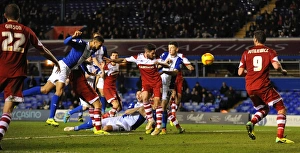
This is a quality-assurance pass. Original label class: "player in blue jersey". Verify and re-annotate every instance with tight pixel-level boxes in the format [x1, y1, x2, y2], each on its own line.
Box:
[64, 91, 146, 132]
[22, 31, 107, 135]
[159, 41, 184, 134]
[63, 56, 99, 123]
[92, 32, 109, 113]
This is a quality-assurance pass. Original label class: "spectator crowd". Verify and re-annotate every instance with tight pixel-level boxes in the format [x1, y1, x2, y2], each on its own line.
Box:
[180, 81, 243, 112]
[245, 0, 300, 38]
[0, 0, 280, 40]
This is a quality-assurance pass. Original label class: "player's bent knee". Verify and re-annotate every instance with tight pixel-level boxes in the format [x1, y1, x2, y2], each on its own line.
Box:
[273, 101, 286, 114]
[117, 106, 122, 112]
[161, 105, 167, 110]
[277, 108, 286, 115]
[258, 105, 270, 116]
[264, 105, 270, 113]
[152, 104, 157, 109]
[40, 87, 49, 94]
[82, 106, 89, 111]
[55, 90, 64, 96]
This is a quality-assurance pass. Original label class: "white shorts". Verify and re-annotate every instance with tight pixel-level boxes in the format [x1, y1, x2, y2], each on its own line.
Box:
[161, 73, 171, 101]
[102, 116, 128, 131]
[162, 86, 170, 101]
[79, 98, 90, 107]
[115, 117, 131, 131]
[96, 77, 104, 89]
[48, 60, 71, 84]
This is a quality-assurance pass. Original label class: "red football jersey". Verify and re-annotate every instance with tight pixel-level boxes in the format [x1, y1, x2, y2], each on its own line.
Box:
[0, 21, 44, 77]
[239, 45, 278, 90]
[103, 62, 119, 89]
[126, 53, 161, 85]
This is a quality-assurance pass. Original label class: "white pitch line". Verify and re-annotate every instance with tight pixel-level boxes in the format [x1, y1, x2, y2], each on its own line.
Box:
[3, 133, 132, 140]
[196, 129, 274, 133]
[4, 129, 289, 140]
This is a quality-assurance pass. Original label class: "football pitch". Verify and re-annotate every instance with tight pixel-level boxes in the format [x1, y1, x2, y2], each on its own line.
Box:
[2, 121, 299, 153]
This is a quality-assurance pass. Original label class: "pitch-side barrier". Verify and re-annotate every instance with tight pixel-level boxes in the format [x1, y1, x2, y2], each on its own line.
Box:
[5, 110, 300, 127]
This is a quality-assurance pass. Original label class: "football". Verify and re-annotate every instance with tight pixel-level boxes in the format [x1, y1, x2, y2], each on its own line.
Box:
[201, 53, 214, 65]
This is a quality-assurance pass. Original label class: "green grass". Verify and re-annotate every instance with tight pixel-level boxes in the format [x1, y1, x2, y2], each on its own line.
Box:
[2, 121, 299, 153]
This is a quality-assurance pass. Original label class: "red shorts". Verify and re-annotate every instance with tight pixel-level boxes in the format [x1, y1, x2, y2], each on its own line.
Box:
[0, 76, 25, 102]
[247, 86, 285, 110]
[142, 81, 162, 98]
[175, 77, 183, 94]
[69, 69, 99, 104]
[103, 87, 121, 103]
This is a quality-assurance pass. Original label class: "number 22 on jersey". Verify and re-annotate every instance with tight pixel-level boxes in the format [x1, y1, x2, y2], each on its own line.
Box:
[2, 31, 25, 53]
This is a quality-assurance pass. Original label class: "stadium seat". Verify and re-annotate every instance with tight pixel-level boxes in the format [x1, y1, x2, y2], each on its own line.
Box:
[194, 105, 201, 111]
[25, 103, 32, 109]
[62, 101, 68, 109]
[191, 102, 198, 106]
[42, 95, 48, 100]
[18, 103, 26, 109]
[183, 102, 191, 106]
[208, 106, 215, 112]
[206, 103, 213, 106]
[186, 105, 194, 111]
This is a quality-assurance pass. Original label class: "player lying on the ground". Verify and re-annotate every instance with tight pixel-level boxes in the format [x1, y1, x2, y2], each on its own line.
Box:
[64, 91, 145, 132]
[64, 91, 185, 133]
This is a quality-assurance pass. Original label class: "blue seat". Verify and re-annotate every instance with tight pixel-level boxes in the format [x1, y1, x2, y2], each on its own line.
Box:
[62, 101, 67, 108]
[19, 103, 26, 109]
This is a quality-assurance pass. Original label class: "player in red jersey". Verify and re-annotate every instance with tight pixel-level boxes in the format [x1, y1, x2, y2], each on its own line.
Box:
[238, 30, 294, 143]
[170, 52, 194, 117]
[104, 43, 169, 135]
[0, 4, 60, 149]
[101, 51, 122, 118]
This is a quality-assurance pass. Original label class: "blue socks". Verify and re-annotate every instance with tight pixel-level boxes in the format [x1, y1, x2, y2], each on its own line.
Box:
[23, 86, 41, 96]
[49, 95, 60, 118]
[74, 118, 93, 131]
[152, 110, 157, 121]
[100, 96, 107, 112]
[69, 105, 83, 115]
[162, 110, 168, 129]
[152, 110, 157, 128]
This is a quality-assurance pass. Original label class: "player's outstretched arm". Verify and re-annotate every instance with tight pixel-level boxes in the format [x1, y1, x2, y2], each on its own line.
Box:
[185, 64, 194, 71]
[137, 106, 146, 116]
[272, 61, 287, 76]
[98, 62, 105, 79]
[238, 67, 247, 77]
[162, 69, 178, 76]
[181, 56, 194, 70]
[103, 57, 126, 63]
[124, 106, 143, 115]
[40, 46, 60, 73]
[155, 61, 170, 68]
[72, 30, 82, 38]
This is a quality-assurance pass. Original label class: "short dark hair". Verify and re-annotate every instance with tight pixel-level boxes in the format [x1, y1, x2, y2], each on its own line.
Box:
[254, 30, 266, 44]
[93, 32, 101, 38]
[169, 41, 179, 48]
[5, 4, 20, 20]
[111, 51, 118, 55]
[144, 43, 156, 51]
[93, 35, 104, 43]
